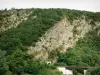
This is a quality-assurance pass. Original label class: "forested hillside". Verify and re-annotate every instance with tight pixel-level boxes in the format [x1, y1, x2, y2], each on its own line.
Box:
[0, 8, 100, 75]
[0, 8, 31, 32]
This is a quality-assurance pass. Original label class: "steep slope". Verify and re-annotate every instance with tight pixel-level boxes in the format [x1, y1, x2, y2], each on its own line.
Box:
[0, 8, 65, 75]
[0, 9, 64, 52]
[28, 16, 100, 62]
[57, 27, 100, 67]
[0, 8, 100, 75]
[0, 9, 31, 32]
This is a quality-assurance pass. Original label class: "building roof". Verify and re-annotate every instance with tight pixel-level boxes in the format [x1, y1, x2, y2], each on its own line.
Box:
[57, 66, 90, 70]
[65, 66, 89, 70]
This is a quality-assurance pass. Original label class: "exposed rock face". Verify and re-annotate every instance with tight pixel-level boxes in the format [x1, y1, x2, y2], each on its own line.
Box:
[0, 9, 32, 32]
[28, 16, 99, 62]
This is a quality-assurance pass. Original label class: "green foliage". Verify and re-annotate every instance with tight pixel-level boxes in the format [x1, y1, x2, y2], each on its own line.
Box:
[0, 8, 100, 53]
[0, 9, 64, 53]
[21, 74, 31, 75]
[0, 8, 65, 75]
[86, 12, 100, 22]
[57, 48, 86, 66]
[24, 60, 45, 74]
[6, 48, 56, 75]
[7, 49, 30, 75]
[57, 29, 100, 67]
[86, 67, 100, 75]
[66, 9, 83, 23]
[0, 9, 31, 29]
[0, 8, 100, 75]
[37, 69, 62, 75]
[0, 50, 9, 75]
[54, 62, 67, 66]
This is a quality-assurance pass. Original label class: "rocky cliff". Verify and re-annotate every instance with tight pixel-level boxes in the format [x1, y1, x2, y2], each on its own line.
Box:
[28, 16, 100, 62]
[0, 9, 31, 32]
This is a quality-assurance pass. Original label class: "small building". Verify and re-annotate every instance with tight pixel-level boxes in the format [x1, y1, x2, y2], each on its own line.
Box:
[57, 66, 73, 75]
[57, 66, 89, 75]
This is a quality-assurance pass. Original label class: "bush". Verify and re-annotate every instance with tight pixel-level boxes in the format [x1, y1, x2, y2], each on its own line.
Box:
[0, 50, 9, 75]
[37, 69, 62, 75]
[86, 67, 100, 75]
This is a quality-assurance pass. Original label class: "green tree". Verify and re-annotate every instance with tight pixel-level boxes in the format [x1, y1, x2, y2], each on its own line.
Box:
[24, 60, 45, 75]
[0, 50, 9, 75]
[86, 67, 100, 75]
[8, 49, 29, 75]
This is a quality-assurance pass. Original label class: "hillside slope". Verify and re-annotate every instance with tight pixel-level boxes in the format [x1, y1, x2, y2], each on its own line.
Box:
[28, 15, 100, 62]
[0, 9, 31, 32]
[0, 8, 100, 75]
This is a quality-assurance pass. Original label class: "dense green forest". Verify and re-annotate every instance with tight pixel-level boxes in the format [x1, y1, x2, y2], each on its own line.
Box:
[0, 8, 100, 75]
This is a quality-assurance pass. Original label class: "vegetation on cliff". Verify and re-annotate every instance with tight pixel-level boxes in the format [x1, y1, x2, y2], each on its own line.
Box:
[0, 8, 100, 75]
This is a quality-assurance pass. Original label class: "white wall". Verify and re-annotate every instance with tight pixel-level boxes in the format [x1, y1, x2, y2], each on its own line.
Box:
[57, 67, 73, 75]
[84, 70, 87, 75]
